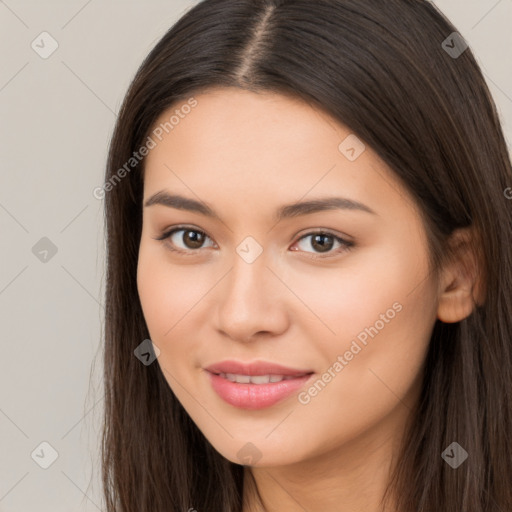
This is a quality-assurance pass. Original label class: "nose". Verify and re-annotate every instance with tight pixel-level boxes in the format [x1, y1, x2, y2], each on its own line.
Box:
[214, 249, 290, 343]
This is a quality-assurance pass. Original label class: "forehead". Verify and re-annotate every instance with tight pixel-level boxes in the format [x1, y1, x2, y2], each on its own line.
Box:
[142, 87, 420, 226]
[150, 87, 353, 162]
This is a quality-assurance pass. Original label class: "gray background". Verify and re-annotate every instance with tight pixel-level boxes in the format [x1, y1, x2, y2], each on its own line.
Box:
[0, 1, 511, 510]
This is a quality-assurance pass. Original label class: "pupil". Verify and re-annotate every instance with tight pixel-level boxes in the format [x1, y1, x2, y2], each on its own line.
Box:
[312, 234, 333, 252]
[185, 230, 204, 249]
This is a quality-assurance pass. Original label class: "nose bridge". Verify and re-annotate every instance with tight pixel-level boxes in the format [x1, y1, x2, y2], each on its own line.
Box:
[224, 244, 271, 310]
[229, 234, 272, 291]
[215, 241, 286, 340]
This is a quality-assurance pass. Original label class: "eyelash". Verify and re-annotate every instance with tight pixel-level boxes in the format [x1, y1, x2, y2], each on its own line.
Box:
[154, 225, 354, 260]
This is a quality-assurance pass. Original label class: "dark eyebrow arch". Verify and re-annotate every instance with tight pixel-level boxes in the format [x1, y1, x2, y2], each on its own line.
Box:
[143, 191, 377, 221]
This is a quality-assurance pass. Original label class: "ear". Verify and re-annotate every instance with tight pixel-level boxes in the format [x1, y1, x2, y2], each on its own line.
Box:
[436, 227, 486, 323]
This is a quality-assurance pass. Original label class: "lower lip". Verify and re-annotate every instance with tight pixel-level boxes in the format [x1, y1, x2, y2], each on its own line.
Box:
[206, 372, 313, 410]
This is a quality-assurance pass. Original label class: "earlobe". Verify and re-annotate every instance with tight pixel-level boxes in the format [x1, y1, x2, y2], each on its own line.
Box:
[436, 227, 486, 324]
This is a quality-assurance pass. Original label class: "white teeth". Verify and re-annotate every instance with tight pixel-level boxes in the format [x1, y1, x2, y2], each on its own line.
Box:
[250, 375, 271, 384]
[234, 373, 251, 383]
[218, 373, 300, 384]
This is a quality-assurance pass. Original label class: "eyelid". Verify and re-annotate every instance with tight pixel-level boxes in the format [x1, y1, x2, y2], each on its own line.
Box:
[154, 224, 217, 256]
[293, 226, 353, 243]
[154, 224, 213, 243]
[291, 230, 354, 259]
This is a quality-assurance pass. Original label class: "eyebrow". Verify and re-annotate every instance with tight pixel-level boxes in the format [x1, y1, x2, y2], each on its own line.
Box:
[143, 191, 377, 221]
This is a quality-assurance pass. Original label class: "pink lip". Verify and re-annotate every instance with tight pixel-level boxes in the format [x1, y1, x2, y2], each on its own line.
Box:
[204, 360, 314, 410]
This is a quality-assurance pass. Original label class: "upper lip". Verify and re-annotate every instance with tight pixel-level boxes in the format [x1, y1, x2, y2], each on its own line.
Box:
[204, 360, 314, 377]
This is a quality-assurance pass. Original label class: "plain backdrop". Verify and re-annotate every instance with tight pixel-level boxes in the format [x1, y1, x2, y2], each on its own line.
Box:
[0, 1, 511, 510]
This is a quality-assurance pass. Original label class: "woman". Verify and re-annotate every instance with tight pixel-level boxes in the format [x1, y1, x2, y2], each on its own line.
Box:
[101, 0, 512, 510]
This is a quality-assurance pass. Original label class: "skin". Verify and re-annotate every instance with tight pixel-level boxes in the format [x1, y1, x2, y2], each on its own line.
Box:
[137, 87, 481, 512]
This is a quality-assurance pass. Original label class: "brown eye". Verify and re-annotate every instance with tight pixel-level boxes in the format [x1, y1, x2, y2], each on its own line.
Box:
[292, 231, 354, 258]
[310, 233, 335, 252]
[180, 229, 206, 249]
[156, 227, 215, 254]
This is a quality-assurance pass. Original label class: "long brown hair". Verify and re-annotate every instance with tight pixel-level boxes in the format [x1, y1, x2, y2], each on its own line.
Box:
[100, 0, 512, 510]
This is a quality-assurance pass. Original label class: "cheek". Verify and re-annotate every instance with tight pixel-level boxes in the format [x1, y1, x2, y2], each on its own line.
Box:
[136, 243, 222, 381]
[288, 240, 431, 346]
[136, 256, 193, 395]
[137, 243, 205, 337]
[304, 247, 434, 400]
[293, 241, 435, 402]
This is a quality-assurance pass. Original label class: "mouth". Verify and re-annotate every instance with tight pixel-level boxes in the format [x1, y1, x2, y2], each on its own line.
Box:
[214, 372, 310, 384]
[204, 360, 314, 410]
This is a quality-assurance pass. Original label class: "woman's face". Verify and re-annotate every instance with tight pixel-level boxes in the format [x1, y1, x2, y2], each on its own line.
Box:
[137, 87, 439, 467]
